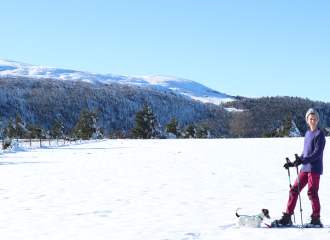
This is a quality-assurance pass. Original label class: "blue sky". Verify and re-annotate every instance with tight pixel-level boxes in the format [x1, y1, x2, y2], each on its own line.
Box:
[1, 0, 329, 102]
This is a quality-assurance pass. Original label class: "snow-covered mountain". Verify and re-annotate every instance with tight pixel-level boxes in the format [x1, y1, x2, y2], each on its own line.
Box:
[0, 59, 236, 105]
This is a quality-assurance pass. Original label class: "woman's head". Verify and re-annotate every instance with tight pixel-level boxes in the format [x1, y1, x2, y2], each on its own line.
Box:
[305, 108, 319, 130]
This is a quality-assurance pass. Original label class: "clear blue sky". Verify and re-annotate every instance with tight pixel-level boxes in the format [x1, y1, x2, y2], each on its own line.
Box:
[1, 0, 329, 102]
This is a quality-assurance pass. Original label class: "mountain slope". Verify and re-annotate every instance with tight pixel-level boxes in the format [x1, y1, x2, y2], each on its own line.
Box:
[0, 59, 235, 104]
[0, 76, 231, 136]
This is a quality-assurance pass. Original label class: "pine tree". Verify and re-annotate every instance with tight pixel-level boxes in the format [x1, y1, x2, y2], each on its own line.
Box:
[281, 115, 293, 136]
[5, 118, 15, 139]
[165, 118, 182, 138]
[195, 125, 204, 138]
[202, 122, 211, 138]
[74, 108, 100, 140]
[183, 124, 195, 138]
[277, 116, 301, 137]
[130, 105, 161, 139]
[14, 115, 27, 139]
[52, 117, 64, 138]
[24, 124, 43, 139]
[195, 123, 211, 138]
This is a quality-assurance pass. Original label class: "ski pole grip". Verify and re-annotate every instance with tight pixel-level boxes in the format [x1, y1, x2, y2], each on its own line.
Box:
[286, 157, 290, 163]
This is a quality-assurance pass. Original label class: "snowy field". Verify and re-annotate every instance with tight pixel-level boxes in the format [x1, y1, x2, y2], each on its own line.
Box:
[1, 138, 330, 240]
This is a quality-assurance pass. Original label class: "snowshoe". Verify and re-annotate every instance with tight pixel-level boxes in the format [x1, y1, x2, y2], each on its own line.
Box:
[271, 212, 293, 227]
[303, 215, 323, 228]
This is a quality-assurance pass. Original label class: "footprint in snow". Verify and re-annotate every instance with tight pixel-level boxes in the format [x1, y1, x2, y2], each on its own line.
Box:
[182, 233, 202, 240]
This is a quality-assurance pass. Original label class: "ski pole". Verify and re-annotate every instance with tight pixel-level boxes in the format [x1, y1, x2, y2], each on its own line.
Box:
[294, 154, 303, 229]
[285, 157, 296, 223]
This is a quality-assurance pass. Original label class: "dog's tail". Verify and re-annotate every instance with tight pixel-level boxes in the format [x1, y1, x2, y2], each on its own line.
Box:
[235, 208, 241, 218]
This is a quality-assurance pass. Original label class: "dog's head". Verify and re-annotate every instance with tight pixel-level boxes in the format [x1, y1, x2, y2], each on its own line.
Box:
[262, 209, 270, 219]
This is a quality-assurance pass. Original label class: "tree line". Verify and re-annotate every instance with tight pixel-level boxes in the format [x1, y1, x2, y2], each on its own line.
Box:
[0, 108, 103, 141]
[1, 76, 330, 139]
[223, 96, 330, 138]
[0, 105, 212, 147]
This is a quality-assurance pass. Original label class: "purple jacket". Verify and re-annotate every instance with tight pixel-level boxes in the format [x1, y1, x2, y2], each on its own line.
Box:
[300, 129, 326, 175]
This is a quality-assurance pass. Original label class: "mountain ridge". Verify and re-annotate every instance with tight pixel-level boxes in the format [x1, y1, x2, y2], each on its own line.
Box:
[0, 59, 236, 105]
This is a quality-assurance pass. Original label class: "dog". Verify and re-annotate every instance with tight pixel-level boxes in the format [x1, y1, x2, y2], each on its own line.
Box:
[235, 208, 270, 227]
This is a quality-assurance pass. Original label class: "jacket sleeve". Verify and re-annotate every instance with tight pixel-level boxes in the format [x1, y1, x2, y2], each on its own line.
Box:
[302, 133, 326, 165]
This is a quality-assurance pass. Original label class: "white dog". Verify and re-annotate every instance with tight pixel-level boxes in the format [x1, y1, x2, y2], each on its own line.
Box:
[235, 208, 270, 227]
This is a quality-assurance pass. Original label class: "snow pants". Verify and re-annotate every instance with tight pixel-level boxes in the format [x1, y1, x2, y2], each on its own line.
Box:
[286, 172, 321, 218]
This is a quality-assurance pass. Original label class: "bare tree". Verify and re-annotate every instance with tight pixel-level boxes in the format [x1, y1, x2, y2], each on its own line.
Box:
[229, 111, 253, 138]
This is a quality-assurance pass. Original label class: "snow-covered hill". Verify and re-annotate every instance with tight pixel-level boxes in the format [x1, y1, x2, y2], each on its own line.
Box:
[0, 59, 236, 105]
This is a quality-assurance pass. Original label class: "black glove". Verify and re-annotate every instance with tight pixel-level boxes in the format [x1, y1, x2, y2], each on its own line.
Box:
[293, 155, 302, 167]
[283, 161, 293, 169]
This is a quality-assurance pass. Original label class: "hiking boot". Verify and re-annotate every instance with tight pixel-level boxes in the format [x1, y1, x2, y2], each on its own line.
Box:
[271, 212, 293, 227]
[303, 215, 323, 228]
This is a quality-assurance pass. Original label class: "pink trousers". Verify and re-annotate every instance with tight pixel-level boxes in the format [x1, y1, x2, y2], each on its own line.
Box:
[286, 172, 321, 218]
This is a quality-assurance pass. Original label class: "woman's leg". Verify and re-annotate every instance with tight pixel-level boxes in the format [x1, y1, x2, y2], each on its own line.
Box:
[286, 172, 308, 215]
[307, 172, 321, 218]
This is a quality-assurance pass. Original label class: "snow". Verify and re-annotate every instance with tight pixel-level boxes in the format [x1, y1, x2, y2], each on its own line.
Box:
[290, 120, 301, 137]
[224, 108, 245, 113]
[326, 127, 330, 134]
[0, 59, 237, 105]
[1, 138, 330, 239]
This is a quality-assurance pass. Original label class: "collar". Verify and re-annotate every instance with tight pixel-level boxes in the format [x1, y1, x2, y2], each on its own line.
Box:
[258, 215, 263, 220]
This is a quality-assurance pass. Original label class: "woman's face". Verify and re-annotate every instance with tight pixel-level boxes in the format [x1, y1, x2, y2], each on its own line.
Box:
[307, 114, 318, 130]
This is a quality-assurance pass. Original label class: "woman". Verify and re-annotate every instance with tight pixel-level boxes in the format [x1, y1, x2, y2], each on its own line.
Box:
[271, 108, 326, 228]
